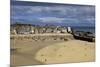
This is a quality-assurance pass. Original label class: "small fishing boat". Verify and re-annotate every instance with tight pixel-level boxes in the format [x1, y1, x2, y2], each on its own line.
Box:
[72, 31, 95, 42]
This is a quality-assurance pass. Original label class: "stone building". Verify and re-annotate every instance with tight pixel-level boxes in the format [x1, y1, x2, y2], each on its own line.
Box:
[10, 23, 33, 34]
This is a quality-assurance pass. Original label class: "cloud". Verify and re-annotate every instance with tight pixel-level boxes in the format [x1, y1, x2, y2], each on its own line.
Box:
[11, 5, 95, 17]
[11, 4, 95, 25]
[39, 17, 66, 23]
[84, 17, 95, 23]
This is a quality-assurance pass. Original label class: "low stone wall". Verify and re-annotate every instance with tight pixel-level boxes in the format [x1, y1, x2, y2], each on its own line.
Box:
[10, 34, 74, 41]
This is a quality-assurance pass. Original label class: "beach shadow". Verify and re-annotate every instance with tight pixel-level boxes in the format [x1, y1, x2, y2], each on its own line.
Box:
[10, 41, 64, 66]
[11, 50, 44, 66]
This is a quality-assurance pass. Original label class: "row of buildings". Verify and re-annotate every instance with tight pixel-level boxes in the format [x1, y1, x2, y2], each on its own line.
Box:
[10, 23, 72, 35]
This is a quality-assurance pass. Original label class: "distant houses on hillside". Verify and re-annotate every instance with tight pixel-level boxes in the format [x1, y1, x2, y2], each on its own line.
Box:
[10, 23, 72, 35]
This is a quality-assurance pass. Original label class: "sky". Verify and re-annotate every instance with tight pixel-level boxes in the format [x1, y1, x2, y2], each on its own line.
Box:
[11, 0, 95, 26]
[11, 0, 95, 5]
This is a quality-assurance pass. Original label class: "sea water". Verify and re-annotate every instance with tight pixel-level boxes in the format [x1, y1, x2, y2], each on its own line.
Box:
[72, 26, 95, 33]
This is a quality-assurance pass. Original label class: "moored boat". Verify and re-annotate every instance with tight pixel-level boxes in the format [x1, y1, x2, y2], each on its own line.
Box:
[72, 31, 95, 42]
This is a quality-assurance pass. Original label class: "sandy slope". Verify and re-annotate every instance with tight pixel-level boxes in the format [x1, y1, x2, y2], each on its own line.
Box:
[10, 39, 95, 66]
[35, 40, 95, 64]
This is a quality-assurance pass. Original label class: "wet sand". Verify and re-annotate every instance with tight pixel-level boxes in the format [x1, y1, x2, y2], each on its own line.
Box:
[10, 39, 95, 66]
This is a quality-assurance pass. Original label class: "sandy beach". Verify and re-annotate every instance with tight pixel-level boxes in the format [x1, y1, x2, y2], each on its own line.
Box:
[10, 1, 95, 66]
[10, 36, 95, 66]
